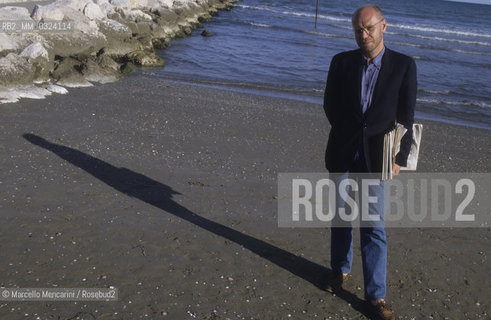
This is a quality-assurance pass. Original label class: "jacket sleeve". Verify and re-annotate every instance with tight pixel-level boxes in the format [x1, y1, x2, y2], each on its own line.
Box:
[395, 58, 417, 167]
[323, 55, 340, 127]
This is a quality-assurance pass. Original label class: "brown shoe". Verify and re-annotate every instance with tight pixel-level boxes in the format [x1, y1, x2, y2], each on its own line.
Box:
[369, 300, 395, 320]
[325, 272, 349, 293]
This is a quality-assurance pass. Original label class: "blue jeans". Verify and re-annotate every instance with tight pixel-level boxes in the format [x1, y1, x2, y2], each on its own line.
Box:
[330, 152, 388, 300]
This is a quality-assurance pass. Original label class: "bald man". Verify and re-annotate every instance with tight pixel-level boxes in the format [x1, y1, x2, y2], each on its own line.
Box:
[323, 5, 417, 320]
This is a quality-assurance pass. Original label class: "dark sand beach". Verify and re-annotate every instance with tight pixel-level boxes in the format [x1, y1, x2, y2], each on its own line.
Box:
[0, 74, 489, 319]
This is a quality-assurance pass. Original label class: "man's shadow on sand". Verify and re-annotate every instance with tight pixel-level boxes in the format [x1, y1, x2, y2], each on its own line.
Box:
[23, 133, 373, 318]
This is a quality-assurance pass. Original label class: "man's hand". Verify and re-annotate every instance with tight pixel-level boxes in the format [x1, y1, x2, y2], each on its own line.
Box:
[392, 164, 401, 176]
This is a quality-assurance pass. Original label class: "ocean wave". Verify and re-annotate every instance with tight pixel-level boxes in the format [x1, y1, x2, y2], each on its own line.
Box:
[452, 49, 491, 56]
[283, 11, 351, 23]
[235, 4, 351, 23]
[407, 34, 491, 46]
[249, 22, 272, 28]
[417, 98, 491, 109]
[386, 40, 491, 58]
[419, 89, 451, 95]
[385, 40, 440, 50]
[386, 31, 491, 46]
[235, 4, 278, 13]
[391, 24, 491, 39]
[305, 30, 346, 39]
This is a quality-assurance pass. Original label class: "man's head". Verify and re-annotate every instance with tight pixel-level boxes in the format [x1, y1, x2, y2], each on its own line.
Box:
[352, 5, 387, 60]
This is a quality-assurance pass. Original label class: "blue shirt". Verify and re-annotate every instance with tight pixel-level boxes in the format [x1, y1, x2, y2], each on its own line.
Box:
[361, 47, 385, 114]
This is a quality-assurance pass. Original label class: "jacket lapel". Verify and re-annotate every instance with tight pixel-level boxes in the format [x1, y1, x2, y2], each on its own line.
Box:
[367, 48, 392, 115]
[352, 50, 364, 119]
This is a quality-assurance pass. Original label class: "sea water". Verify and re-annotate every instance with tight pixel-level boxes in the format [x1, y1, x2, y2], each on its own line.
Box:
[149, 0, 491, 130]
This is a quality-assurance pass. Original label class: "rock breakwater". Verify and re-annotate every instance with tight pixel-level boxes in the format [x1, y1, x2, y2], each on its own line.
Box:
[0, 0, 238, 103]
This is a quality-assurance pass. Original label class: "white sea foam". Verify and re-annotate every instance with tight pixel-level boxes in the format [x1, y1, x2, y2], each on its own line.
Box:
[305, 30, 344, 39]
[249, 22, 272, 28]
[392, 24, 491, 39]
[408, 34, 491, 47]
[387, 30, 491, 46]
[235, 4, 277, 13]
[236, 4, 351, 23]
[284, 11, 351, 23]
[386, 40, 491, 57]
[385, 40, 427, 49]
[419, 89, 451, 95]
[418, 98, 491, 109]
[452, 48, 491, 56]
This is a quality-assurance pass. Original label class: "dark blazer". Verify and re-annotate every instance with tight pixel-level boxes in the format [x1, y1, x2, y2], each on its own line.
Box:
[324, 47, 417, 173]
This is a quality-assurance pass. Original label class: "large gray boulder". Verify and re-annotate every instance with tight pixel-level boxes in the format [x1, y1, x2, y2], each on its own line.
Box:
[124, 50, 164, 67]
[31, 4, 64, 21]
[20, 42, 49, 63]
[39, 7, 107, 58]
[94, 0, 116, 16]
[158, 0, 174, 8]
[109, 0, 131, 9]
[51, 56, 83, 81]
[0, 53, 34, 86]
[0, 33, 25, 56]
[48, 0, 92, 12]
[124, 9, 153, 22]
[0, 33, 50, 58]
[97, 18, 142, 58]
[51, 56, 92, 87]
[20, 42, 52, 81]
[84, 2, 106, 20]
[81, 54, 121, 83]
[0, 6, 31, 20]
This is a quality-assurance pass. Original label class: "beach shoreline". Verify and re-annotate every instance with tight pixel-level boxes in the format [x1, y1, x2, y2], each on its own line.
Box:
[139, 70, 491, 131]
[0, 74, 489, 319]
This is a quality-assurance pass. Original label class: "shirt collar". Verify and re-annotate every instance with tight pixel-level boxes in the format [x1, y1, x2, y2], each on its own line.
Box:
[362, 46, 385, 69]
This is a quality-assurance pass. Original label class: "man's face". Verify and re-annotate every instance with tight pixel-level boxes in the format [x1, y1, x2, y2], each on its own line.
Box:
[352, 8, 386, 57]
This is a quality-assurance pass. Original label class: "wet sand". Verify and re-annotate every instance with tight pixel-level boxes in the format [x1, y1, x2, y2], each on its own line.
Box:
[0, 73, 489, 319]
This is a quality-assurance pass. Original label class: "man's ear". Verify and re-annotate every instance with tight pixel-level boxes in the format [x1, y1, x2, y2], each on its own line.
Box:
[381, 19, 387, 32]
